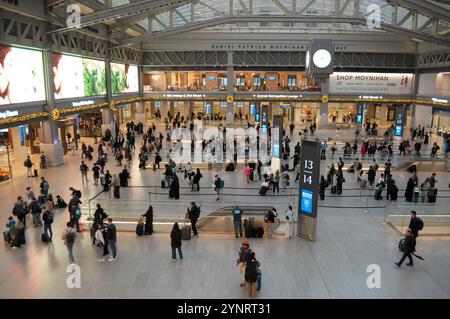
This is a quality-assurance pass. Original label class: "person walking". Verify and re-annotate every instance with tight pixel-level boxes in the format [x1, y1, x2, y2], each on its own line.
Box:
[92, 164, 100, 186]
[62, 222, 76, 263]
[244, 164, 251, 184]
[256, 160, 262, 182]
[106, 218, 117, 261]
[41, 206, 54, 241]
[245, 252, 260, 298]
[285, 205, 295, 238]
[24, 155, 33, 177]
[187, 202, 199, 237]
[236, 240, 251, 287]
[233, 203, 244, 238]
[142, 205, 154, 235]
[214, 175, 224, 201]
[79, 161, 89, 183]
[408, 210, 422, 239]
[170, 222, 183, 261]
[395, 229, 416, 267]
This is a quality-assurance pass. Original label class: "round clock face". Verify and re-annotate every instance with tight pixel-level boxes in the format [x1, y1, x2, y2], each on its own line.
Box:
[305, 51, 310, 68]
[313, 49, 332, 68]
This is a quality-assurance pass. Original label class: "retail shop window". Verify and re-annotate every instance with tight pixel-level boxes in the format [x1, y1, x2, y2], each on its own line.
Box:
[236, 76, 246, 87]
[288, 75, 296, 87]
[253, 76, 262, 87]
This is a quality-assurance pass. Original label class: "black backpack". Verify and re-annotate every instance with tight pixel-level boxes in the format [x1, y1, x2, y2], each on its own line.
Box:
[417, 218, 424, 231]
[75, 190, 82, 198]
[245, 260, 259, 283]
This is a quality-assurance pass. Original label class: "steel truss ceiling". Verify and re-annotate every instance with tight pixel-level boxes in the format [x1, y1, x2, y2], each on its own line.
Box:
[142, 50, 417, 69]
[106, 0, 450, 47]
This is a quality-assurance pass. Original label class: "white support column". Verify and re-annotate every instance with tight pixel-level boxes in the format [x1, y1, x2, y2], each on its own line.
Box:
[101, 108, 116, 140]
[40, 120, 64, 166]
[319, 79, 330, 126]
[134, 101, 146, 124]
[226, 51, 234, 124]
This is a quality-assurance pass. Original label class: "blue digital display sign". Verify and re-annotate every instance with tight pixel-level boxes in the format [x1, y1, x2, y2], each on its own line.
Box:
[300, 189, 314, 214]
[204, 102, 212, 115]
[250, 104, 256, 115]
[395, 125, 403, 136]
[255, 114, 260, 122]
[357, 115, 362, 123]
[273, 144, 279, 157]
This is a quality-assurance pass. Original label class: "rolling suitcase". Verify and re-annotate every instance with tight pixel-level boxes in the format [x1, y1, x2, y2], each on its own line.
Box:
[34, 169, 38, 177]
[331, 186, 337, 194]
[259, 186, 268, 195]
[374, 189, 382, 200]
[161, 180, 166, 188]
[257, 269, 262, 291]
[182, 225, 191, 240]
[136, 223, 144, 236]
[256, 227, 264, 238]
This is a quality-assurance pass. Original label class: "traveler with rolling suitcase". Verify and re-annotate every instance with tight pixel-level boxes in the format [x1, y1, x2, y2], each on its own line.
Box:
[236, 240, 251, 287]
[136, 217, 144, 236]
[170, 222, 183, 261]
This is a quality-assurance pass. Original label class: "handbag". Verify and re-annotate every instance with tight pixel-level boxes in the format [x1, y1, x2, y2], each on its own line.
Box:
[96, 241, 104, 248]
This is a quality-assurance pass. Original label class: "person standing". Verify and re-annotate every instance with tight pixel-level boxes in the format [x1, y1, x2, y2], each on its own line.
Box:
[187, 202, 199, 237]
[106, 218, 117, 261]
[244, 165, 251, 184]
[285, 205, 295, 238]
[318, 176, 328, 200]
[395, 229, 416, 267]
[266, 208, 277, 239]
[236, 240, 251, 287]
[29, 196, 42, 227]
[272, 170, 280, 193]
[42, 206, 54, 241]
[336, 168, 345, 195]
[40, 151, 47, 169]
[170, 222, 183, 261]
[92, 164, 100, 186]
[244, 252, 260, 298]
[40, 177, 50, 201]
[62, 222, 76, 263]
[142, 205, 154, 235]
[256, 160, 262, 182]
[232, 204, 243, 238]
[80, 161, 89, 183]
[96, 225, 110, 261]
[169, 174, 180, 200]
[24, 155, 33, 177]
[214, 175, 224, 201]
[112, 174, 120, 199]
[192, 168, 202, 192]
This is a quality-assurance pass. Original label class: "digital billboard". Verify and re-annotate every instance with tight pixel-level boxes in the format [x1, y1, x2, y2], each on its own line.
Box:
[0, 45, 45, 105]
[53, 53, 106, 99]
[110, 63, 139, 94]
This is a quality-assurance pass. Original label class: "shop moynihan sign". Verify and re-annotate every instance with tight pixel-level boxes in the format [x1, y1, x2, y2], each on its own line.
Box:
[0, 110, 19, 119]
[329, 72, 413, 95]
[253, 94, 303, 99]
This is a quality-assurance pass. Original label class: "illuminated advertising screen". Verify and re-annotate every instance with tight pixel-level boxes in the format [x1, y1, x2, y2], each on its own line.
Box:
[110, 63, 139, 94]
[53, 53, 106, 99]
[0, 45, 45, 105]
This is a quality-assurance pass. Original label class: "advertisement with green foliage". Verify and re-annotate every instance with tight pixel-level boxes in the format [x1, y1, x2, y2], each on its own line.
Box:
[110, 62, 139, 94]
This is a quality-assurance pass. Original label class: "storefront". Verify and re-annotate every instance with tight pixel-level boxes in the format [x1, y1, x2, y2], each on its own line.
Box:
[0, 141, 12, 183]
[113, 103, 135, 124]
[432, 108, 450, 136]
[57, 117, 79, 154]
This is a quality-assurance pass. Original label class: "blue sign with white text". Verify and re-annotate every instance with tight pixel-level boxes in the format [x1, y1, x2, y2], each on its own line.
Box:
[300, 189, 314, 214]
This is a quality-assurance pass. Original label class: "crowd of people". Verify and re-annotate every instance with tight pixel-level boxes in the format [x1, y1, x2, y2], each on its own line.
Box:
[4, 115, 448, 299]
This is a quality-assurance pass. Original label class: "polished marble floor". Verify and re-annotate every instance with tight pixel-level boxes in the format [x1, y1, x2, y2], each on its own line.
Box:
[0, 124, 449, 299]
